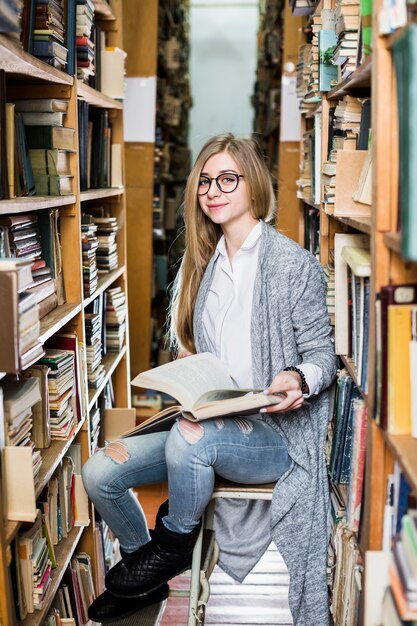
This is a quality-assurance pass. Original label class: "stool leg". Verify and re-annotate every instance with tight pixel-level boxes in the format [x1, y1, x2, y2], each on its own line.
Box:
[187, 522, 205, 626]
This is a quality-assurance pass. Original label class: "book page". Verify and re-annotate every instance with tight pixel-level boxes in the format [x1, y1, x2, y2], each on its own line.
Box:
[131, 352, 234, 410]
[196, 388, 264, 404]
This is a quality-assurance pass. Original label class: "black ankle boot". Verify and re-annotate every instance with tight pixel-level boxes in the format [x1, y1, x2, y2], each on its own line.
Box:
[88, 583, 169, 623]
[105, 514, 201, 598]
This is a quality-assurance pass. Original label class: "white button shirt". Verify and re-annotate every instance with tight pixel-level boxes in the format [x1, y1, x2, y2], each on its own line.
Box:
[202, 221, 323, 395]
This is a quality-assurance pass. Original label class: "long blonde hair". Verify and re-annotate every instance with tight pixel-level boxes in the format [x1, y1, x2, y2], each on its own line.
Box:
[170, 133, 275, 353]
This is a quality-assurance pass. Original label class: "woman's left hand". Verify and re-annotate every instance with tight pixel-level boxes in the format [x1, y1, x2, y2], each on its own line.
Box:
[261, 371, 305, 413]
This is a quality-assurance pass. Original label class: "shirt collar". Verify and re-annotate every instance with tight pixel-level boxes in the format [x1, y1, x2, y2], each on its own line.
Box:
[215, 220, 262, 259]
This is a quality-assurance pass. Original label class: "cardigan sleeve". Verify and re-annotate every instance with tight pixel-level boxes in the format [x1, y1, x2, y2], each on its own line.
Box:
[289, 254, 337, 391]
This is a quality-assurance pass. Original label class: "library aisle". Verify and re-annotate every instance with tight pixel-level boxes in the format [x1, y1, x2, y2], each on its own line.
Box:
[1, 0, 417, 624]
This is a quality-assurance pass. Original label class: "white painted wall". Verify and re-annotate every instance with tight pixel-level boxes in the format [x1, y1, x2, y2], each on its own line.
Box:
[189, 0, 259, 162]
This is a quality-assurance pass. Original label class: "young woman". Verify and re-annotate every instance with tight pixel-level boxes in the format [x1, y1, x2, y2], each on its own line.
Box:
[83, 133, 337, 625]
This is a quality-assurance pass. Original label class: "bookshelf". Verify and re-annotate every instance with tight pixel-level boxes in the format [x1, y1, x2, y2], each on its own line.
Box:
[0, 1, 131, 623]
[289, 0, 417, 620]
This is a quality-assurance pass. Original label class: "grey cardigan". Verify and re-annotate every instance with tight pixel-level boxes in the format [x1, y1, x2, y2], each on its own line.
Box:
[193, 221, 337, 626]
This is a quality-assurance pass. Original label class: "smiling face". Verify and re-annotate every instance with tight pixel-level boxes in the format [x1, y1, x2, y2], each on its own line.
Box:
[197, 151, 256, 232]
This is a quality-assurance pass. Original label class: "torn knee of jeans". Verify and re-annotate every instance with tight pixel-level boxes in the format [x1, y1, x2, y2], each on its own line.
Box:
[178, 418, 205, 443]
[232, 417, 253, 434]
[103, 440, 130, 463]
[215, 418, 225, 429]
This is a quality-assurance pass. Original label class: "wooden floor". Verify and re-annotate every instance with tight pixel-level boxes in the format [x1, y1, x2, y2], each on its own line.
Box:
[137, 484, 293, 626]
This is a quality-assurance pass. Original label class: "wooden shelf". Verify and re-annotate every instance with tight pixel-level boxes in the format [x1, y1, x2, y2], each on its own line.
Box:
[383, 433, 417, 494]
[340, 355, 359, 386]
[0, 35, 73, 85]
[83, 265, 126, 308]
[22, 525, 85, 626]
[77, 80, 123, 109]
[331, 215, 372, 235]
[383, 231, 401, 255]
[80, 187, 125, 202]
[93, 0, 116, 20]
[88, 346, 127, 411]
[327, 56, 372, 101]
[340, 356, 367, 400]
[5, 418, 85, 545]
[0, 195, 76, 215]
[39, 303, 82, 344]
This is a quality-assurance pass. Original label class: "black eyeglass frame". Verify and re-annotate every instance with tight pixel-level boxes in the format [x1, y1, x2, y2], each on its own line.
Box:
[197, 173, 245, 196]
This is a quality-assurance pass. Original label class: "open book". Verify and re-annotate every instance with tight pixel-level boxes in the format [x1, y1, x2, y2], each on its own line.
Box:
[122, 352, 286, 438]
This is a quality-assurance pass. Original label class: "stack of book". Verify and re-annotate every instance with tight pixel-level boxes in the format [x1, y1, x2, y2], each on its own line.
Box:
[85, 296, 105, 389]
[0, 213, 42, 259]
[332, 96, 362, 150]
[15, 99, 74, 196]
[0, 212, 60, 318]
[93, 215, 118, 273]
[0, 258, 44, 372]
[38, 349, 77, 440]
[323, 260, 335, 324]
[296, 129, 314, 202]
[49, 556, 95, 622]
[1, 376, 42, 483]
[105, 287, 126, 351]
[32, 0, 68, 70]
[333, 0, 361, 79]
[81, 214, 98, 297]
[17, 510, 53, 616]
[306, 12, 321, 98]
[76, 0, 95, 83]
[329, 522, 363, 624]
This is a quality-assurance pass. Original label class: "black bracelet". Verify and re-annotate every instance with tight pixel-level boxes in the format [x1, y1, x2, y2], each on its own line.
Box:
[283, 366, 309, 395]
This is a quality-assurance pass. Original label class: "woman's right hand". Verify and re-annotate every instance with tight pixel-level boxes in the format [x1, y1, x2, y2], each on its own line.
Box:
[177, 349, 193, 359]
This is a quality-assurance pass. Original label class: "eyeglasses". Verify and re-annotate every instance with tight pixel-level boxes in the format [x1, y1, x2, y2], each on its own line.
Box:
[197, 172, 244, 196]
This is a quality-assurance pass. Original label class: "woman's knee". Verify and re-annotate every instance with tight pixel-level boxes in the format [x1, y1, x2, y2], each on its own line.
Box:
[82, 451, 107, 497]
[165, 419, 218, 469]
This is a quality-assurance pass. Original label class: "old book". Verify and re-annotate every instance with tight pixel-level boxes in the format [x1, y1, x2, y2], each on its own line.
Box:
[334, 232, 369, 355]
[6, 102, 15, 197]
[110, 143, 123, 188]
[124, 353, 286, 437]
[20, 111, 65, 126]
[3, 446, 37, 522]
[29, 148, 71, 176]
[13, 99, 69, 113]
[33, 173, 73, 195]
[393, 27, 417, 262]
[23, 364, 51, 449]
[25, 126, 75, 150]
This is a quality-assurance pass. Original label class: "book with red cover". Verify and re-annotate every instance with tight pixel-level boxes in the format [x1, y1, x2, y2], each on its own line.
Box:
[376, 284, 417, 429]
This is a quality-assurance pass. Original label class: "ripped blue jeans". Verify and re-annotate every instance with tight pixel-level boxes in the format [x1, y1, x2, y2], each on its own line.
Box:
[81, 416, 291, 552]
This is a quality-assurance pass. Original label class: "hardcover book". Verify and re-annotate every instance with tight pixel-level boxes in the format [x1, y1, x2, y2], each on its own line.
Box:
[124, 352, 286, 436]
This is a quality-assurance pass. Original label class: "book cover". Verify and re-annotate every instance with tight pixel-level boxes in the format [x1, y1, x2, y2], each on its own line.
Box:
[319, 30, 338, 91]
[387, 304, 417, 434]
[393, 26, 417, 261]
